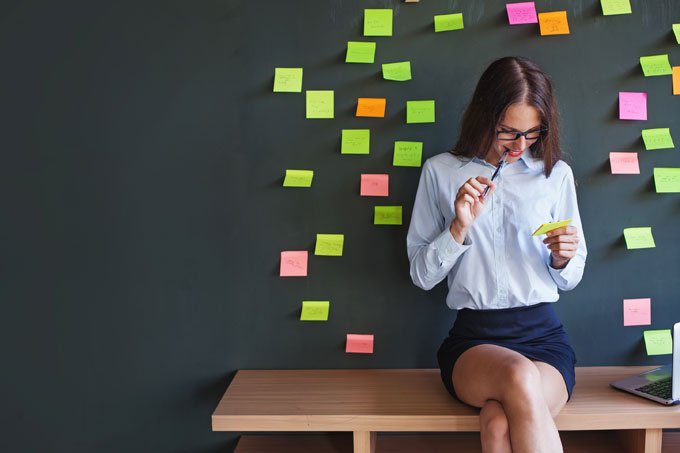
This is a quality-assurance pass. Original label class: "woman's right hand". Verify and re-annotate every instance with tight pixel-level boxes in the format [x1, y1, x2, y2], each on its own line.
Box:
[450, 176, 495, 244]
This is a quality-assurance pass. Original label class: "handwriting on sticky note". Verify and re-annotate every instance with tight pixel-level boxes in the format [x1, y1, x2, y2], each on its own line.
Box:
[609, 152, 640, 174]
[434, 13, 464, 32]
[506, 2, 538, 25]
[673, 67, 680, 96]
[364, 9, 392, 36]
[382, 61, 412, 81]
[274, 68, 303, 93]
[643, 330, 672, 355]
[283, 169, 314, 187]
[306, 90, 334, 119]
[601, 0, 632, 15]
[374, 206, 402, 225]
[315, 234, 344, 256]
[341, 129, 370, 155]
[346, 41, 376, 64]
[623, 298, 651, 326]
[653, 168, 680, 193]
[531, 219, 572, 236]
[623, 227, 655, 249]
[300, 301, 330, 321]
[619, 92, 647, 120]
[360, 174, 389, 197]
[356, 98, 386, 118]
[280, 251, 308, 277]
[393, 141, 423, 167]
[538, 11, 570, 35]
[407, 100, 435, 124]
[642, 128, 675, 150]
[346, 334, 374, 354]
[639, 55, 673, 76]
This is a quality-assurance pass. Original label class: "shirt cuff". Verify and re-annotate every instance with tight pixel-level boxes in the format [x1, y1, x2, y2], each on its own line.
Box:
[548, 257, 578, 286]
[432, 228, 471, 263]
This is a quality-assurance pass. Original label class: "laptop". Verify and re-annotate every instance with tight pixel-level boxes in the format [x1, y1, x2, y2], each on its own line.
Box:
[610, 322, 680, 405]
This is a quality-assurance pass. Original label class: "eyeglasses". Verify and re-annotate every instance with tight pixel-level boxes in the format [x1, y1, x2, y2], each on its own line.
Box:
[496, 128, 547, 141]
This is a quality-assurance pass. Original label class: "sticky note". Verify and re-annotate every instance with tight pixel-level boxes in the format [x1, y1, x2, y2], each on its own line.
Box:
[640, 55, 673, 77]
[360, 174, 389, 197]
[356, 98, 386, 118]
[273, 68, 303, 93]
[341, 129, 370, 155]
[506, 2, 538, 25]
[374, 206, 402, 225]
[623, 298, 651, 326]
[280, 251, 308, 277]
[407, 100, 435, 124]
[306, 90, 334, 119]
[653, 168, 680, 193]
[382, 61, 412, 81]
[346, 334, 374, 354]
[364, 9, 392, 36]
[346, 41, 376, 64]
[673, 24, 680, 44]
[642, 128, 674, 150]
[531, 219, 572, 236]
[538, 11, 570, 36]
[601, 0, 631, 15]
[609, 152, 640, 174]
[673, 67, 680, 95]
[283, 169, 314, 187]
[619, 92, 647, 121]
[643, 330, 673, 356]
[315, 234, 344, 256]
[393, 141, 423, 167]
[300, 301, 329, 321]
[434, 13, 464, 32]
[623, 227, 655, 249]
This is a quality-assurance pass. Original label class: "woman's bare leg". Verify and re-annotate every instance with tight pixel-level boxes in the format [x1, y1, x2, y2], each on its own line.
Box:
[479, 399, 511, 453]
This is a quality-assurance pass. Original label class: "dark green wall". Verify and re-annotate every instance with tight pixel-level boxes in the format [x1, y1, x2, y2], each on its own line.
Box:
[2, 0, 679, 451]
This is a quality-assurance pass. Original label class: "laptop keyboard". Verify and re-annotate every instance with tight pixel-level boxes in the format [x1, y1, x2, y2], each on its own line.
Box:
[636, 378, 672, 400]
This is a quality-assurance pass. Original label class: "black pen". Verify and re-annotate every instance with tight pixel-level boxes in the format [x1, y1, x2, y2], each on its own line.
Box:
[481, 150, 509, 199]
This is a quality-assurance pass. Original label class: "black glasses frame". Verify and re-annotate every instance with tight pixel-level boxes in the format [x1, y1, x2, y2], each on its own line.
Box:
[496, 128, 548, 141]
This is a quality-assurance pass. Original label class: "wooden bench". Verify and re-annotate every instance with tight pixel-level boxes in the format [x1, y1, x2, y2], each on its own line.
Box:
[212, 367, 680, 452]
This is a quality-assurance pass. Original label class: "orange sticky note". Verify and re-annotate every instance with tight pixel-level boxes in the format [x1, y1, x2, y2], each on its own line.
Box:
[346, 334, 374, 354]
[360, 174, 389, 197]
[280, 251, 308, 277]
[609, 152, 640, 174]
[673, 67, 680, 96]
[356, 98, 386, 118]
[538, 11, 570, 35]
[623, 298, 651, 326]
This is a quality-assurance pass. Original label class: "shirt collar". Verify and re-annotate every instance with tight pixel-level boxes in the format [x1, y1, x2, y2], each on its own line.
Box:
[465, 153, 544, 171]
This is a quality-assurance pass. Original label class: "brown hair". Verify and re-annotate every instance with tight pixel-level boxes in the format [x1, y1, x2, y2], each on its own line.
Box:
[451, 56, 561, 177]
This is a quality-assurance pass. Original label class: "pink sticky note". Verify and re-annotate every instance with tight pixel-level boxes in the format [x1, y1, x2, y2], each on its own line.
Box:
[619, 92, 647, 121]
[623, 298, 651, 326]
[346, 334, 374, 354]
[506, 2, 538, 25]
[609, 152, 640, 174]
[360, 174, 389, 197]
[280, 251, 308, 277]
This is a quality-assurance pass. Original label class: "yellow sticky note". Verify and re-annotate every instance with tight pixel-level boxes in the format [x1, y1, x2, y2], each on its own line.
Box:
[374, 206, 402, 225]
[601, 0, 631, 15]
[531, 219, 572, 236]
[306, 90, 334, 119]
[673, 24, 680, 44]
[315, 234, 344, 256]
[639, 55, 673, 77]
[538, 11, 570, 36]
[364, 9, 393, 36]
[341, 129, 370, 155]
[407, 100, 435, 123]
[283, 169, 314, 187]
[653, 168, 680, 193]
[434, 13, 464, 32]
[346, 41, 376, 64]
[300, 301, 330, 321]
[273, 68, 303, 93]
[623, 227, 655, 249]
[382, 61, 412, 81]
[642, 128, 675, 150]
[643, 330, 673, 355]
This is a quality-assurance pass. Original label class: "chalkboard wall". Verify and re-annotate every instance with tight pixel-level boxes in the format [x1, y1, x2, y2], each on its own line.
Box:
[2, 0, 679, 451]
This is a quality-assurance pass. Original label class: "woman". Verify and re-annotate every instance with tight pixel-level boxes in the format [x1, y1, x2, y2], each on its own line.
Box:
[407, 56, 587, 452]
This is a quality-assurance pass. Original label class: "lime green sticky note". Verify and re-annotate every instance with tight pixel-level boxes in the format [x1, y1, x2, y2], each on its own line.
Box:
[274, 68, 303, 93]
[382, 61, 412, 81]
[283, 169, 314, 187]
[300, 301, 330, 321]
[642, 128, 675, 150]
[306, 90, 334, 119]
[374, 206, 402, 225]
[601, 0, 631, 15]
[364, 9, 393, 36]
[346, 41, 376, 64]
[393, 141, 423, 167]
[623, 227, 655, 249]
[341, 129, 370, 155]
[407, 100, 435, 124]
[531, 219, 572, 236]
[315, 234, 344, 256]
[639, 55, 673, 76]
[643, 330, 673, 355]
[653, 168, 680, 193]
[673, 24, 680, 44]
[434, 13, 464, 32]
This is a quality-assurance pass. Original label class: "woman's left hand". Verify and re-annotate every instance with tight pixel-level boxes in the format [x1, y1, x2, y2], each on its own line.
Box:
[543, 226, 579, 269]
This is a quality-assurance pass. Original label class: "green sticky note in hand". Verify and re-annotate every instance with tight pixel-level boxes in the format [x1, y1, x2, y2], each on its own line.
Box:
[393, 141, 423, 167]
[531, 219, 572, 236]
[653, 168, 680, 193]
[341, 129, 370, 155]
[673, 24, 680, 44]
[639, 55, 673, 76]
[623, 227, 656, 249]
[300, 301, 330, 321]
[434, 13, 464, 32]
[600, 0, 631, 15]
[382, 61, 412, 81]
[346, 41, 376, 63]
[643, 330, 673, 355]
[315, 234, 344, 256]
[374, 206, 403, 225]
[306, 90, 334, 119]
[642, 128, 675, 150]
[364, 9, 393, 36]
[407, 100, 435, 124]
[283, 169, 314, 187]
[273, 68, 303, 93]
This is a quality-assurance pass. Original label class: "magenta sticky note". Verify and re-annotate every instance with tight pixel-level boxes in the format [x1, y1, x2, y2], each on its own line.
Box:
[346, 334, 374, 354]
[360, 174, 389, 197]
[619, 92, 647, 121]
[623, 298, 651, 326]
[609, 152, 640, 174]
[280, 251, 308, 277]
[506, 2, 538, 25]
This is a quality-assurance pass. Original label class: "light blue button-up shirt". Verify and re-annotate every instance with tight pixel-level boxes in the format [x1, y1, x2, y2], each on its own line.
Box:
[407, 151, 587, 310]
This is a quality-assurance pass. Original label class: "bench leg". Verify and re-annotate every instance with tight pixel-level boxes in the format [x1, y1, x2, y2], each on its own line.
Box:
[617, 428, 662, 453]
[353, 431, 376, 453]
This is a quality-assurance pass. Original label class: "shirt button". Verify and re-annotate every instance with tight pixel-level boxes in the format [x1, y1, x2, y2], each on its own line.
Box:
[497, 226, 502, 233]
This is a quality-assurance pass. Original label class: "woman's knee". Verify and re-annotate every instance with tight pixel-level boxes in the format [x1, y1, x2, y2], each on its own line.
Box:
[480, 400, 509, 441]
[498, 359, 542, 401]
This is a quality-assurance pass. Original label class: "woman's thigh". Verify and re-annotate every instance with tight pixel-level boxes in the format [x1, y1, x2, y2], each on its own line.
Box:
[532, 361, 568, 417]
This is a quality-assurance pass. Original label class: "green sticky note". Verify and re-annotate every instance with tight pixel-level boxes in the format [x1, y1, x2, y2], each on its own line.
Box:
[306, 90, 334, 119]
[639, 55, 673, 76]
[382, 61, 412, 81]
[601, 0, 631, 15]
[653, 168, 680, 193]
[300, 301, 330, 321]
[364, 9, 392, 36]
[393, 141, 423, 167]
[283, 169, 314, 187]
[346, 41, 376, 63]
[434, 13, 464, 32]
[341, 129, 370, 155]
[642, 128, 675, 150]
[674, 24, 680, 44]
[643, 330, 673, 355]
[315, 234, 344, 256]
[407, 100, 435, 124]
[273, 68, 303, 93]
[623, 227, 655, 249]
[374, 206, 403, 225]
